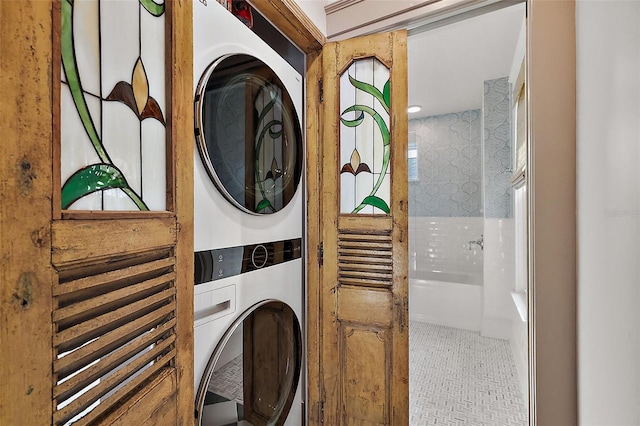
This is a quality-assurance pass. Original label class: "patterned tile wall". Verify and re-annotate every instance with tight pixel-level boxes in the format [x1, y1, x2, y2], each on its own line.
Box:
[483, 77, 513, 218]
[408, 110, 482, 217]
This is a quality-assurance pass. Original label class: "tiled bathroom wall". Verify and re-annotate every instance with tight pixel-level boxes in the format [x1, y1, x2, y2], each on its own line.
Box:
[483, 77, 512, 218]
[408, 110, 482, 218]
[409, 216, 483, 277]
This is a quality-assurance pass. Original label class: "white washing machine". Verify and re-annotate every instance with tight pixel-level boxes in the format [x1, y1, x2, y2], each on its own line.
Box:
[193, 1, 305, 425]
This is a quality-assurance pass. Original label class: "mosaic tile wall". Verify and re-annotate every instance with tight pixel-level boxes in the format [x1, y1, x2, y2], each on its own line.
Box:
[408, 110, 482, 217]
[483, 77, 513, 218]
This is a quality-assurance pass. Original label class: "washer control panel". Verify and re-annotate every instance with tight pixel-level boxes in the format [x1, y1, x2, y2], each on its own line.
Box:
[194, 238, 301, 285]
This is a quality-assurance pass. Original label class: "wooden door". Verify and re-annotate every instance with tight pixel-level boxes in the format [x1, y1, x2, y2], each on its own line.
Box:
[307, 31, 409, 425]
[0, 0, 193, 424]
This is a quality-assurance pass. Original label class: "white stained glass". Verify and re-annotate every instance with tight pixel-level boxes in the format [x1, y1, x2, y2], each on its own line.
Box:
[355, 172, 375, 214]
[100, 0, 139, 96]
[354, 59, 374, 169]
[376, 173, 391, 213]
[102, 101, 141, 210]
[141, 2, 166, 114]
[103, 187, 139, 211]
[339, 71, 356, 169]
[339, 58, 391, 214]
[340, 173, 356, 214]
[73, 0, 100, 96]
[60, 84, 102, 210]
[142, 119, 166, 210]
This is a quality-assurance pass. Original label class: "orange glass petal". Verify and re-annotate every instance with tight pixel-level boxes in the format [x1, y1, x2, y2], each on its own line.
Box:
[132, 57, 149, 115]
[350, 149, 361, 171]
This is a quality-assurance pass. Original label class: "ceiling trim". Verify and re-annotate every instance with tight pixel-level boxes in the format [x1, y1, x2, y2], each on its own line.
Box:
[326, 0, 524, 40]
[247, 0, 326, 53]
[325, 0, 364, 15]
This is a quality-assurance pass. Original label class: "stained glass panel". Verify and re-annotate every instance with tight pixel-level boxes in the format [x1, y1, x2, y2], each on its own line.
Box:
[60, 0, 166, 211]
[339, 57, 391, 214]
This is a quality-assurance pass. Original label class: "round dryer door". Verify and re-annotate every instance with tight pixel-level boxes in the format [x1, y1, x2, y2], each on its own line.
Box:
[196, 300, 302, 426]
[195, 54, 303, 215]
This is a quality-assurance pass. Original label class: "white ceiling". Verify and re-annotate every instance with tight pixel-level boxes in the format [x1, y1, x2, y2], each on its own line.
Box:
[407, 3, 525, 118]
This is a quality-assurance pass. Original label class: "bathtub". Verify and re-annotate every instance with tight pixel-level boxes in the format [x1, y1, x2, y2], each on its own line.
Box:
[409, 270, 483, 332]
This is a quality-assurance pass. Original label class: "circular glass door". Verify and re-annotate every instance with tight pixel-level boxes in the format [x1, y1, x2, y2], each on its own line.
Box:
[196, 300, 302, 426]
[195, 55, 303, 215]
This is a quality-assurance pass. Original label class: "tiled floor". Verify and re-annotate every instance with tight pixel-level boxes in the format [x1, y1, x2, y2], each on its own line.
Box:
[204, 324, 526, 424]
[202, 356, 246, 426]
[208, 355, 244, 404]
[410, 321, 528, 425]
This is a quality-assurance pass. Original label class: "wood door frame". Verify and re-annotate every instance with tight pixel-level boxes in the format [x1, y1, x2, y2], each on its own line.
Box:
[526, 1, 576, 423]
[249, 0, 577, 424]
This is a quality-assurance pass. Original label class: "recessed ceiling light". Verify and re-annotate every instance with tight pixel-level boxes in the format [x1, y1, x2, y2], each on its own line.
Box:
[407, 105, 422, 113]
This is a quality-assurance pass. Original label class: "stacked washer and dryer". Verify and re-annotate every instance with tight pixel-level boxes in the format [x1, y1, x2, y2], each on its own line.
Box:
[192, 1, 305, 425]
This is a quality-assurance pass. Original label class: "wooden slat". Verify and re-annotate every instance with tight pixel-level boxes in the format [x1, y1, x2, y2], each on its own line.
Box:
[54, 341, 176, 425]
[339, 241, 393, 250]
[247, 0, 325, 53]
[338, 278, 392, 288]
[53, 272, 176, 323]
[54, 288, 176, 348]
[54, 318, 176, 400]
[99, 368, 176, 426]
[339, 255, 393, 265]
[338, 248, 393, 257]
[52, 218, 177, 267]
[54, 257, 175, 296]
[70, 354, 176, 426]
[61, 211, 174, 221]
[339, 263, 392, 273]
[338, 233, 392, 242]
[55, 304, 174, 375]
[339, 215, 393, 232]
[339, 270, 393, 281]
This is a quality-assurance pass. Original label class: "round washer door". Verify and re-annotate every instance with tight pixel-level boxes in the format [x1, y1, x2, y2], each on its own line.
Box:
[196, 300, 302, 426]
[195, 54, 303, 215]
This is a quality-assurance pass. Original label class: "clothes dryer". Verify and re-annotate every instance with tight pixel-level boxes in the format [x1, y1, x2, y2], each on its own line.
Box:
[193, 1, 305, 425]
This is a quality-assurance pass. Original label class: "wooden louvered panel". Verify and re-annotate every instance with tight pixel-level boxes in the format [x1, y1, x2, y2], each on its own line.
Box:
[338, 231, 393, 288]
[53, 318, 176, 400]
[54, 287, 176, 352]
[54, 305, 175, 377]
[53, 273, 176, 323]
[52, 251, 178, 426]
[53, 257, 175, 296]
[54, 349, 177, 426]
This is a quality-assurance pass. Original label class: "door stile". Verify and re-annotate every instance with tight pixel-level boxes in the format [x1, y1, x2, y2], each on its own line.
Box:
[167, 0, 195, 422]
[389, 31, 409, 424]
[305, 47, 325, 426]
[0, 1, 56, 424]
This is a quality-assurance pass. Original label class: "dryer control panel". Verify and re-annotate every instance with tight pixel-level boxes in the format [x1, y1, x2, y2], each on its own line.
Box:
[194, 238, 301, 285]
